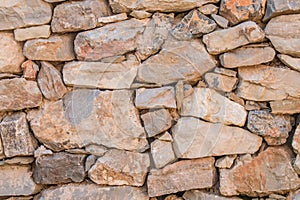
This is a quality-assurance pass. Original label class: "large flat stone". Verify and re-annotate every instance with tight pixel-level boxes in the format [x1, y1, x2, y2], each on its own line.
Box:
[271, 99, 300, 114]
[263, 0, 300, 21]
[172, 117, 262, 158]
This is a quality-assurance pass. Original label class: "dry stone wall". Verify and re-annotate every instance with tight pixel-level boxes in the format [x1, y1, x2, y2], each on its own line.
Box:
[1, 0, 300, 199]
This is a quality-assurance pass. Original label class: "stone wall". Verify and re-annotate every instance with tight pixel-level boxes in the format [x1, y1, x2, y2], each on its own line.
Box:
[0, 0, 300, 199]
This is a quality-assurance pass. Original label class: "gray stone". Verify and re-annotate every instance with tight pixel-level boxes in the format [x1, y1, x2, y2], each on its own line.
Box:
[278, 54, 300, 72]
[4, 157, 34, 165]
[151, 136, 176, 168]
[214, 67, 237, 77]
[211, 14, 229, 28]
[270, 99, 300, 114]
[263, 0, 300, 21]
[204, 72, 238, 92]
[14, 25, 50, 41]
[85, 145, 107, 156]
[34, 145, 53, 158]
[130, 10, 152, 19]
[85, 155, 97, 172]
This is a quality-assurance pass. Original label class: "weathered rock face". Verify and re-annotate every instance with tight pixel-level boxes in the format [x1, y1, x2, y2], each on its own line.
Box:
[263, 0, 300, 21]
[0, 32, 25, 74]
[204, 72, 238, 92]
[270, 99, 300, 114]
[211, 14, 229, 28]
[183, 190, 242, 200]
[0, 0, 52, 31]
[0, 78, 42, 112]
[278, 54, 300, 72]
[292, 125, 300, 154]
[203, 21, 265, 55]
[220, 147, 300, 197]
[23, 35, 75, 61]
[172, 117, 262, 158]
[265, 14, 300, 57]
[51, 0, 112, 33]
[97, 13, 128, 24]
[33, 152, 86, 184]
[27, 89, 148, 151]
[215, 155, 237, 169]
[14, 25, 51, 41]
[198, 4, 219, 15]
[21, 60, 39, 80]
[147, 157, 216, 197]
[88, 149, 150, 186]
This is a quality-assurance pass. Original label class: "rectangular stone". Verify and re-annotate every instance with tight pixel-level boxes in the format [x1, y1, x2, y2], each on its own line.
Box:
[270, 99, 300, 114]
[14, 25, 50, 41]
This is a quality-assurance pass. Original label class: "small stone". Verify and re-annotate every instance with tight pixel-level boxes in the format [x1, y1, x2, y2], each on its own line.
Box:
[141, 109, 172, 137]
[33, 152, 86, 184]
[130, 10, 152, 19]
[263, 0, 300, 21]
[215, 155, 237, 169]
[292, 125, 300, 154]
[98, 13, 127, 25]
[4, 157, 34, 165]
[226, 92, 245, 106]
[293, 155, 300, 175]
[157, 132, 173, 142]
[65, 149, 88, 154]
[88, 149, 150, 186]
[172, 117, 262, 158]
[245, 101, 268, 111]
[203, 21, 265, 55]
[85, 145, 108, 156]
[211, 14, 229, 28]
[34, 145, 53, 158]
[38, 62, 68, 101]
[214, 67, 237, 77]
[165, 195, 183, 200]
[204, 72, 238, 92]
[220, 46, 276, 68]
[21, 60, 39, 80]
[198, 4, 219, 15]
[100, 55, 126, 63]
[14, 25, 50, 41]
[23, 35, 75, 61]
[151, 138, 176, 169]
[147, 157, 216, 197]
[278, 54, 300, 72]
[183, 190, 242, 200]
[135, 87, 176, 109]
[270, 99, 300, 114]
[85, 155, 97, 172]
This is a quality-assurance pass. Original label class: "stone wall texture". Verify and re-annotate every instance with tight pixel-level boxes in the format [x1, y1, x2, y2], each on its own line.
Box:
[1, 0, 300, 199]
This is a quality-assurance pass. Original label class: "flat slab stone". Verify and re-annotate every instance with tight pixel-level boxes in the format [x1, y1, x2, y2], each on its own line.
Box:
[270, 99, 300, 114]
[204, 72, 238, 92]
[263, 0, 300, 21]
[14, 25, 50, 41]
[278, 54, 300, 72]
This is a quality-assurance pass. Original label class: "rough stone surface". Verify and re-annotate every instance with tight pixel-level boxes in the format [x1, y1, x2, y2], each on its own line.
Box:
[151, 137, 176, 169]
[34, 145, 53, 158]
[14, 25, 50, 41]
[278, 54, 300, 72]
[220, 47, 276, 68]
[172, 117, 262, 158]
[0, 0, 52, 30]
[292, 125, 300, 154]
[203, 21, 265, 55]
[33, 152, 86, 184]
[0, 78, 42, 112]
[183, 190, 242, 200]
[85, 145, 107, 156]
[204, 72, 238, 92]
[288, 189, 300, 200]
[27, 89, 148, 151]
[220, 147, 300, 197]
[88, 149, 150, 186]
[147, 157, 216, 197]
[38, 62, 68, 101]
[263, 0, 300, 21]
[0, 32, 25, 74]
[270, 99, 300, 114]
[23, 35, 75, 61]
[21, 60, 39, 80]
[130, 10, 152, 19]
[294, 155, 300, 175]
[97, 13, 127, 25]
[198, 4, 219, 15]
[215, 155, 237, 169]
[211, 14, 229, 28]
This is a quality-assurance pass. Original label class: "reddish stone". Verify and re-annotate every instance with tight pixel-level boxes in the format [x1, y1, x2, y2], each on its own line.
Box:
[21, 60, 39, 81]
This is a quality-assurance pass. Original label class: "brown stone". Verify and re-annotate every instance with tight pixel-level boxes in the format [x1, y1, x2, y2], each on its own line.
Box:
[88, 149, 150, 186]
[292, 125, 300, 154]
[4, 157, 34, 165]
[220, 147, 300, 197]
[23, 35, 75, 61]
[278, 54, 300, 72]
[14, 25, 50, 41]
[21, 60, 39, 80]
[33, 152, 86, 184]
[215, 155, 237, 169]
[198, 4, 219, 15]
[270, 99, 300, 114]
[97, 13, 127, 25]
[151, 135, 176, 168]
[263, 0, 300, 21]
[183, 190, 242, 200]
[214, 67, 237, 77]
[204, 72, 238, 92]
[245, 101, 268, 111]
[130, 10, 152, 19]
[288, 189, 300, 200]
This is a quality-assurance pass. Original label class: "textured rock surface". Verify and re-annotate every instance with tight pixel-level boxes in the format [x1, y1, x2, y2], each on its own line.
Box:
[183, 190, 242, 200]
[198, 4, 219, 15]
[215, 155, 237, 169]
[88, 149, 150, 186]
[292, 125, 300, 154]
[270, 99, 300, 114]
[172, 117, 262, 158]
[211, 14, 229, 28]
[278, 54, 300, 72]
[97, 13, 128, 24]
[151, 136, 176, 169]
[147, 158, 216, 197]
[21, 60, 39, 80]
[14, 25, 50, 41]
[204, 72, 238, 92]
[263, 0, 300, 21]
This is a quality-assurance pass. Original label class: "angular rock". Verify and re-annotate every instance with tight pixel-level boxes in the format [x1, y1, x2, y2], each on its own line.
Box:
[135, 87, 176, 109]
[0, 0, 52, 30]
[51, 0, 111, 33]
[109, 0, 220, 13]
[98, 13, 127, 25]
[27, 89, 148, 151]
[294, 155, 300, 175]
[263, 0, 300, 21]
[33, 152, 86, 184]
[0, 78, 42, 112]
[181, 88, 247, 126]
[214, 67, 237, 77]
[245, 101, 268, 111]
[21, 60, 39, 81]
[278, 54, 300, 72]
[34, 145, 53, 158]
[220, 46, 276, 68]
[171, 10, 216, 40]
[211, 14, 229, 28]
[203, 21, 265, 55]
[38, 62, 68, 101]
[270, 99, 300, 114]
[136, 13, 173, 60]
[204, 72, 238, 92]
[63, 58, 139, 90]
[265, 14, 300, 57]
[0, 165, 41, 196]
[219, 0, 266, 25]
[151, 135, 176, 168]
[4, 157, 34, 165]
[198, 4, 219, 15]
[0, 112, 37, 157]
[220, 147, 300, 196]
[215, 155, 237, 169]
[85, 145, 107, 156]
[23, 35, 75, 61]
[183, 190, 242, 200]
[85, 155, 97, 172]
[74, 19, 145, 61]
[147, 158, 216, 197]
[237, 65, 300, 101]
[35, 184, 149, 200]
[130, 10, 152, 19]
[88, 149, 150, 186]
[0, 32, 25, 74]
[137, 38, 217, 85]
[14, 25, 50, 41]
[172, 117, 262, 158]
[292, 125, 300, 154]
[141, 109, 172, 137]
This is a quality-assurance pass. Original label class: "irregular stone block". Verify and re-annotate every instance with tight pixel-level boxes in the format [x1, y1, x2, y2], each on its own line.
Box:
[211, 14, 229, 28]
[97, 13, 127, 24]
[14, 25, 50, 41]
[198, 4, 219, 15]
[292, 125, 300, 154]
[130, 10, 152, 19]
[263, 0, 300, 21]
[151, 137, 176, 169]
[270, 99, 300, 114]
[215, 155, 237, 169]
[204, 72, 238, 92]
[183, 190, 242, 200]
[278, 54, 300, 72]
[21, 60, 39, 81]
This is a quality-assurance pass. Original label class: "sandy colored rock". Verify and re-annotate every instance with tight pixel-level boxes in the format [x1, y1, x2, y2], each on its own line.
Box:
[214, 67, 237, 77]
[0, 78, 42, 112]
[4, 157, 34, 165]
[51, 0, 111, 33]
[88, 149, 150, 186]
[33, 152, 86, 184]
[181, 88, 247, 126]
[198, 4, 219, 15]
[203, 21, 265, 55]
[27, 89, 148, 152]
[211, 14, 229, 28]
[220, 147, 300, 197]
[0, 32, 25, 74]
[14, 25, 50, 41]
[292, 125, 300, 154]
[220, 46, 276, 68]
[204, 72, 238, 92]
[141, 109, 172, 137]
[172, 117, 262, 158]
[23, 35, 75, 61]
[0, 0, 52, 31]
[135, 87, 176, 109]
[215, 155, 237, 169]
[21, 60, 39, 80]
[98, 13, 127, 24]
[151, 137, 176, 169]
[74, 19, 145, 61]
[34, 145, 53, 158]
[245, 101, 268, 111]
[36, 184, 149, 200]
[265, 14, 300, 57]
[270, 99, 300, 114]
[85, 145, 107, 156]
[38, 62, 67, 101]
[263, 0, 300, 21]
[183, 190, 242, 200]
[294, 155, 300, 175]
[278, 54, 300, 72]
[130, 10, 152, 19]
[147, 157, 216, 197]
